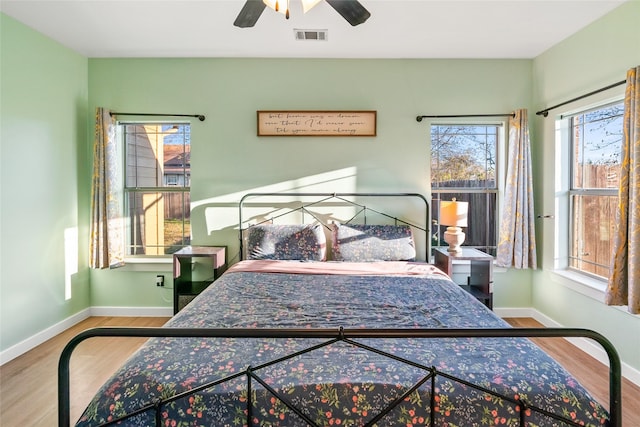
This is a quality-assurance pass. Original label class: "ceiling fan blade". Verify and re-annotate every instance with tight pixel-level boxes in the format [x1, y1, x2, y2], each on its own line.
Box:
[234, 0, 267, 28]
[325, 0, 370, 26]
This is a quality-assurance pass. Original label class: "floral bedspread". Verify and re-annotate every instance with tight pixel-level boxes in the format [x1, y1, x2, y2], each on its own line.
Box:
[77, 261, 609, 426]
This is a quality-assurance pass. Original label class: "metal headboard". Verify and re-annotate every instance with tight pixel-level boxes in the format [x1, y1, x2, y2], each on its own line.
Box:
[238, 192, 430, 261]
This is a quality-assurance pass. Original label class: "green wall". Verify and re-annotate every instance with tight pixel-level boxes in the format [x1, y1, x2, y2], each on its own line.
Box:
[531, 1, 640, 372]
[87, 57, 534, 309]
[0, 14, 90, 352]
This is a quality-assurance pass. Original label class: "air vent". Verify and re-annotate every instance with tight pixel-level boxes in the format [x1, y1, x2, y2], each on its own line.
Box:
[294, 29, 328, 41]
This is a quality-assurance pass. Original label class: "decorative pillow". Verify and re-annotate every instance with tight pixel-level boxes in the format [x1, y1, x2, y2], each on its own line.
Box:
[331, 223, 416, 262]
[246, 223, 327, 261]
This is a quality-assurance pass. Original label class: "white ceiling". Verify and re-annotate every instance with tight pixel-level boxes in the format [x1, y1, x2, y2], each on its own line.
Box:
[0, 0, 628, 59]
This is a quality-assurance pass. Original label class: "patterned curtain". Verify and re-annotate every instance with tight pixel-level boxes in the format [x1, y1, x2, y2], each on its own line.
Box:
[496, 109, 537, 269]
[606, 66, 640, 314]
[89, 108, 124, 269]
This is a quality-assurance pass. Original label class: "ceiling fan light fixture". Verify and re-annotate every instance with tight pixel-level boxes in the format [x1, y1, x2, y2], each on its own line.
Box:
[263, 0, 287, 15]
[235, 0, 370, 28]
[263, 0, 322, 17]
[301, 0, 323, 13]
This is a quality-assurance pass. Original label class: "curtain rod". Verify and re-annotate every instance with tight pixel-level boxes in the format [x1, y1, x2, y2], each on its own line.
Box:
[110, 112, 206, 121]
[416, 113, 514, 122]
[535, 79, 626, 117]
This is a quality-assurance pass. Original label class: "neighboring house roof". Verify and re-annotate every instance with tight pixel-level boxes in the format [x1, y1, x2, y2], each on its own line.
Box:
[164, 146, 190, 174]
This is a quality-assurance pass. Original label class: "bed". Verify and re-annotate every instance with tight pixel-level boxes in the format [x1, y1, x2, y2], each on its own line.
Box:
[59, 193, 621, 427]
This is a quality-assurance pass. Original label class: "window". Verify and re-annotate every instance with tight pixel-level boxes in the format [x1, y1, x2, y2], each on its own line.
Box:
[568, 102, 623, 278]
[123, 123, 191, 256]
[431, 124, 501, 255]
[165, 174, 179, 186]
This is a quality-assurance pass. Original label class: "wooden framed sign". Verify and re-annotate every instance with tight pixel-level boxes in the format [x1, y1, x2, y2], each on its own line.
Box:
[257, 110, 377, 137]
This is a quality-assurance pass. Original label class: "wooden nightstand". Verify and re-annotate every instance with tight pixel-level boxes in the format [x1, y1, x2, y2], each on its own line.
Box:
[434, 247, 494, 309]
[173, 246, 227, 314]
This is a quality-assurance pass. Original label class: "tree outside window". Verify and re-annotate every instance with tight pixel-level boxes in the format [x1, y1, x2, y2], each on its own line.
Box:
[431, 124, 500, 255]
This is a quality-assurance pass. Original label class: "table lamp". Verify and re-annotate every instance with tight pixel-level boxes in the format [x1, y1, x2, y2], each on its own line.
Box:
[439, 198, 468, 253]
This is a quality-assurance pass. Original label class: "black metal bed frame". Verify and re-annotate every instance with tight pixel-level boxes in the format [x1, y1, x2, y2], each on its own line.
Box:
[59, 326, 621, 427]
[238, 192, 430, 261]
[58, 193, 622, 426]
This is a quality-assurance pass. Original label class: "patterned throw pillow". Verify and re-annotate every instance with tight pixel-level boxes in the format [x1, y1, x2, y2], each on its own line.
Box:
[332, 223, 416, 261]
[246, 223, 326, 261]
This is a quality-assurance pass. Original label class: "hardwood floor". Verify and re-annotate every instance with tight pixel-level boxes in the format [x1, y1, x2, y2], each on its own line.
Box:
[0, 316, 169, 426]
[0, 316, 638, 426]
[504, 318, 640, 427]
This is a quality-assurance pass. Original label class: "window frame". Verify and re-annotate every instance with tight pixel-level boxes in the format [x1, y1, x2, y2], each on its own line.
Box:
[165, 174, 179, 186]
[429, 120, 506, 256]
[119, 121, 192, 258]
[566, 100, 624, 280]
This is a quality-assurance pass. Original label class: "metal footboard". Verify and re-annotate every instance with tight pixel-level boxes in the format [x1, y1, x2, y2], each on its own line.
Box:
[59, 327, 621, 427]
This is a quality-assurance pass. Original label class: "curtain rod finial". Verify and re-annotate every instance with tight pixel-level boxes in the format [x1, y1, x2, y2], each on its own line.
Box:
[198, 115, 206, 121]
[416, 116, 423, 122]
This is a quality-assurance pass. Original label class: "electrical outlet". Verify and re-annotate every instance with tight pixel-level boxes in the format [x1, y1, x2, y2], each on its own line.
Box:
[156, 275, 164, 287]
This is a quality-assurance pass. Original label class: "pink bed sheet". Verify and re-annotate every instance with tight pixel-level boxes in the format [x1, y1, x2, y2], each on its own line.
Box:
[226, 259, 449, 278]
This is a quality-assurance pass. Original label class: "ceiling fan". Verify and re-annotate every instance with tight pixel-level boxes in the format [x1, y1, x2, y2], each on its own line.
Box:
[233, 0, 370, 28]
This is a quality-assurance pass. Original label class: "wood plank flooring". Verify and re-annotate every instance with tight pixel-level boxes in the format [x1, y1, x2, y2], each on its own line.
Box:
[0, 317, 169, 426]
[0, 316, 638, 426]
[504, 318, 640, 427]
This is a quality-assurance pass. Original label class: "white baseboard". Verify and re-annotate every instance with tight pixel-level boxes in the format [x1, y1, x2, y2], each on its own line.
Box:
[496, 307, 640, 387]
[0, 308, 91, 365]
[493, 307, 538, 318]
[0, 307, 171, 366]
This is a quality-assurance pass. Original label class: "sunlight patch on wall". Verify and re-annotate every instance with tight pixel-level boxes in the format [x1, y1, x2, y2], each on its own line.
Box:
[64, 227, 78, 300]
[194, 167, 358, 233]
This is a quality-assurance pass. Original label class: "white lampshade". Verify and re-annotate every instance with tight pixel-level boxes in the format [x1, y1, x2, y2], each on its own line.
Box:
[439, 199, 468, 227]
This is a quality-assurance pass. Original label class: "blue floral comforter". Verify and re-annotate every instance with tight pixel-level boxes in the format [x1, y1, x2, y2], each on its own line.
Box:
[77, 260, 609, 426]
